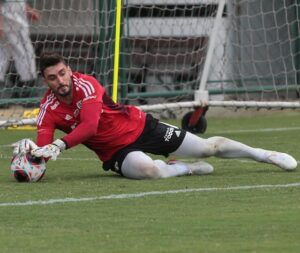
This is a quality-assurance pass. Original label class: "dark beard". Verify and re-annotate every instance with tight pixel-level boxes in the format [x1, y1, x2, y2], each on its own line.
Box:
[57, 83, 72, 97]
[59, 87, 72, 97]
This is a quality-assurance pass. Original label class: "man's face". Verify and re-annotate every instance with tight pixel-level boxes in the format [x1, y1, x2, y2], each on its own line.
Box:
[43, 62, 72, 97]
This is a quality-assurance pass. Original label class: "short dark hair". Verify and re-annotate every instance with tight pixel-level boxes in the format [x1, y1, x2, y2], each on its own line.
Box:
[39, 52, 67, 76]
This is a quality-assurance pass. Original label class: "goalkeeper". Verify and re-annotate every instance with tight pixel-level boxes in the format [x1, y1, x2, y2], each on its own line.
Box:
[13, 52, 297, 179]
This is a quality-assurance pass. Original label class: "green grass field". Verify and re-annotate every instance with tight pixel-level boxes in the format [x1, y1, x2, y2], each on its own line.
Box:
[0, 111, 300, 253]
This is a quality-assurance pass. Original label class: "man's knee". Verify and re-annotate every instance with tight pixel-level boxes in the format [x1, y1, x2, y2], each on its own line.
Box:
[138, 163, 162, 179]
[121, 151, 162, 179]
[202, 136, 228, 156]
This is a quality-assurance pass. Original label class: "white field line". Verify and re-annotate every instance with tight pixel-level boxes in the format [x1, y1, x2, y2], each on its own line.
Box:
[0, 182, 300, 207]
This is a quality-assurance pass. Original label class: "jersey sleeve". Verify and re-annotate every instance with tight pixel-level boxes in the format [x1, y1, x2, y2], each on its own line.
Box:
[36, 108, 56, 147]
[76, 74, 104, 105]
[61, 75, 104, 148]
[62, 102, 102, 148]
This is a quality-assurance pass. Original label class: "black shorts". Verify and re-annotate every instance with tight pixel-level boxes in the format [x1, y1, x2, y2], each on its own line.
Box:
[103, 114, 186, 175]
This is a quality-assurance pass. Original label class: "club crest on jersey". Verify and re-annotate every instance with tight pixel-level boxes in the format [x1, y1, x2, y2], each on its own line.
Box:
[164, 127, 174, 142]
[73, 109, 80, 117]
[76, 100, 82, 109]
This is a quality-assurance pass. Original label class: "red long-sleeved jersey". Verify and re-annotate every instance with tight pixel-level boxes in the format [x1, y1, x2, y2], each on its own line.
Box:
[36, 72, 146, 162]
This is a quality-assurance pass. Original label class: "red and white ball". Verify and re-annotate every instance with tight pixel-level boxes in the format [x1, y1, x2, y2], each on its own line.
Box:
[10, 153, 46, 182]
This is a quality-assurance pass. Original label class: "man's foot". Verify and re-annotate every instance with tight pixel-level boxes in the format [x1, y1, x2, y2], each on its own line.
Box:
[187, 161, 214, 175]
[169, 160, 214, 175]
[266, 152, 297, 171]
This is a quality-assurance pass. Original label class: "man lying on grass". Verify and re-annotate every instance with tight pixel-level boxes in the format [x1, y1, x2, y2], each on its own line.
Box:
[13, 52, 297, 179]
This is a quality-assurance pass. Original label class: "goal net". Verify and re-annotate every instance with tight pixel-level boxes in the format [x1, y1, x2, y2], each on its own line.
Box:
[1, 0, 300, 127]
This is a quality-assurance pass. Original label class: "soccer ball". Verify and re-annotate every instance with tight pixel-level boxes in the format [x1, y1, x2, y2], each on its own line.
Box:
[10, 153, 46, 182]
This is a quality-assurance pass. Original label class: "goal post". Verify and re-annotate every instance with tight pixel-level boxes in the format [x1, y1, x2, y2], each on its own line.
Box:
[1, 0, 300, 128]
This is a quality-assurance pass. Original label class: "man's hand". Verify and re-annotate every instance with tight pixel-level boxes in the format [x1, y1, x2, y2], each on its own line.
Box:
[31, 139, 66, 161]
[12, 139, 38, 156]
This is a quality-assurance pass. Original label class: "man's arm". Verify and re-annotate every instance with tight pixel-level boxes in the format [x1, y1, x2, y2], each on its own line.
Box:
[62, 102, 102, 148]
[31, 102, 102, 160]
